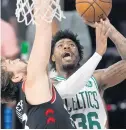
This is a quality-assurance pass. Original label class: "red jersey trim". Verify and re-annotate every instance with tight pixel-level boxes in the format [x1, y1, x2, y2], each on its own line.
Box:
[50, 86, 56, 104]
[22, 81, 25, 93]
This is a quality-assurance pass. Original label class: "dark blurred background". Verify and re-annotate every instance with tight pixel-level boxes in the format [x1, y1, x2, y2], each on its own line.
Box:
[1, 0, 126, 129]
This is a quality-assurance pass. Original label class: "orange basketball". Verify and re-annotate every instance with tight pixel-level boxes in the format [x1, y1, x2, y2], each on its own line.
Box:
[76, 0, 112, 23]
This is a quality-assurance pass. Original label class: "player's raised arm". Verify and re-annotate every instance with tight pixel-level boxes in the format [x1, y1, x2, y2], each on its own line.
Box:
[56, 22, 110, 98]
[102, 19, 126, 60]
[25, 0, 52, 105]
[93, 21, 126, 90]
[85, 18, 126, 60]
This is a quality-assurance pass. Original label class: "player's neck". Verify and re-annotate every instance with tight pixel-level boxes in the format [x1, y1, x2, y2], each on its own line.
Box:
[56, 67, 79, 79]
[57, 71, 72, 79]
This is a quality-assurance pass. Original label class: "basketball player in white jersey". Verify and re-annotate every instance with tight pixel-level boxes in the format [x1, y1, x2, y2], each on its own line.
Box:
[50, 19, 126, 129]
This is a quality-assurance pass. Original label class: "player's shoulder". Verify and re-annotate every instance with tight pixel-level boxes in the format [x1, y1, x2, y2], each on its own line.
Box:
[93, 69, 105, 86]
[86, 76, 98, 88]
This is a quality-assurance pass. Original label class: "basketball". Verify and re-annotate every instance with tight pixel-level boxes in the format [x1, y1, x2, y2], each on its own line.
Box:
[76, 0, 112, 23]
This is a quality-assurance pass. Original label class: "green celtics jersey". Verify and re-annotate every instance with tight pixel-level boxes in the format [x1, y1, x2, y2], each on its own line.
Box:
[53, 76, 107, 129]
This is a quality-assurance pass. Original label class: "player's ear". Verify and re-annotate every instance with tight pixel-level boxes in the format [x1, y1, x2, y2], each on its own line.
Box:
[11, 73, 23, 83]
[51, 55, 55, 62]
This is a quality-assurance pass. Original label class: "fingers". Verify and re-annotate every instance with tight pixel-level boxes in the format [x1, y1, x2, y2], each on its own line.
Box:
[101, 18, 111, 29]
[84, 20, 96, 28]
[101, 19, 106, 35]
[104, 17, 110, 23]
[95, 22, 100, 36]
[100, 18, 110, 23]
[96, 21, 104, 37]
[95, 22, 98, 27]
[85, 17, 110, 29]
[96, 17, 111, 39]
[98, 19, 110, 37]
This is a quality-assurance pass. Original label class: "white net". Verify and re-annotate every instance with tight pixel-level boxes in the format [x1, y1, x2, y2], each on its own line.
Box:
[15, 0, 65, 25]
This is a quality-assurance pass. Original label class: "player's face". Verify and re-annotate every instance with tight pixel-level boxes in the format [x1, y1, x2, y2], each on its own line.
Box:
[2, 58, 27, 82]
[52, 38, 80, 69]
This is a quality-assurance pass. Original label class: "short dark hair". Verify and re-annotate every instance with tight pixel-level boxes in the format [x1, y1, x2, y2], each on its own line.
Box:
[50, 30, 84, 69]
[1, 61, 18, 102]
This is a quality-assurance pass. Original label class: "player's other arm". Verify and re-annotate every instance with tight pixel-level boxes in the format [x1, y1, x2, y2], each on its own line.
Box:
[25, 0, 52, 105]
[94, 60, 126, 90]
[104, 20, 126, 60]
[85, 19, 126, 60]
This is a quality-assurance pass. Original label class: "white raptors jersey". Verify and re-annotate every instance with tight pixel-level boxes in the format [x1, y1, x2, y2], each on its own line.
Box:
[53, 76, 107, 129]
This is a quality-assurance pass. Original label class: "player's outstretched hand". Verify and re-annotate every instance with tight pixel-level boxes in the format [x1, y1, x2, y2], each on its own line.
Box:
[95, 20, 111, 56]
[84, 18, 111, 29]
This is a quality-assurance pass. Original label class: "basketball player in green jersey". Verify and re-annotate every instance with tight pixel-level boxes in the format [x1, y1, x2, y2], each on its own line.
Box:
[50, 20, 126, 129]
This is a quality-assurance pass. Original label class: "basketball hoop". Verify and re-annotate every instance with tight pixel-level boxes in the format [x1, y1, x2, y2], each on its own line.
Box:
[15, 0, 65, 26]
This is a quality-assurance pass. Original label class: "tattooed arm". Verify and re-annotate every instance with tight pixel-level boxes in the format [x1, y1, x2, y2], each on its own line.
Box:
[108, 26, 126, 59]
[99, 19, 126, 60]
[93, 60, 126, 90]
[84, 19, 126, 59]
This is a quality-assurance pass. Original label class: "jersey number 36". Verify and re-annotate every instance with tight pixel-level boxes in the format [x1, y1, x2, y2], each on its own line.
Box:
[72, 112, 101, 129]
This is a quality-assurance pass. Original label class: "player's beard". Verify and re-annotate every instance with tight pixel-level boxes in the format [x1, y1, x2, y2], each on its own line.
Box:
[62, 63, 76, 72]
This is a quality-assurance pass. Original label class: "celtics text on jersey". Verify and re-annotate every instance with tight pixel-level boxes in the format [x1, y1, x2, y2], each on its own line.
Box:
[54, 76, 107, 129]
